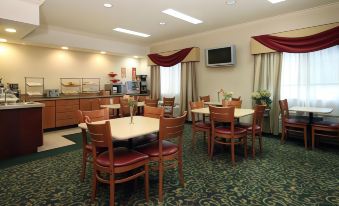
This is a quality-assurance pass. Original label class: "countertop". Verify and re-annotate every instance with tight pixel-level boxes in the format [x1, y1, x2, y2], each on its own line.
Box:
[28, 93, 150, 101]
[0, 102, 45, 110]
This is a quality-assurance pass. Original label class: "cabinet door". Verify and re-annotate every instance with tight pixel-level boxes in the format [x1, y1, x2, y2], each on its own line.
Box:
[80, 99, 92, 111]
[43, 106, 56, 129]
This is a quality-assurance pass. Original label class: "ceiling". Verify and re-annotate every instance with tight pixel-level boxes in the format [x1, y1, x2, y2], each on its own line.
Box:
[39, 0, 339, 46]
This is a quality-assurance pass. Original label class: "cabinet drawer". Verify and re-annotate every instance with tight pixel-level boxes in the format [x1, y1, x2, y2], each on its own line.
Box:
[56, 105, 79, 113]
[56, 111, 77, 120]
[39, 100, 55, 107]
[56, 99, 79, 106]
[56, 119, 78, 127]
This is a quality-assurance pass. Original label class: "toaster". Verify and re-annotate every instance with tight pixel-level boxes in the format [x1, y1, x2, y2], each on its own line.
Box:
[44, 89, 60, 97]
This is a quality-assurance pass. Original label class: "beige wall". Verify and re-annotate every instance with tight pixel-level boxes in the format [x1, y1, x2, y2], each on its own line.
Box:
[0, 43, 150, 92]
[150, 3, 339, 109]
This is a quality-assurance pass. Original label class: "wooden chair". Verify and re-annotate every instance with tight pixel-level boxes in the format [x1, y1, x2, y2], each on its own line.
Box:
[85, 118, 149, 206]
[279, 99, 308, 148]
[222, 99, 242, 108]
[162, 97, 175, 117]
[312, 121, 339, 149]
[200, 95, 210, 102]
[77, 108, 109, 182]
[136, 112, 187, 202]
[209, 106, 247, 166]
[145, 99, 158, 107]
[190, 101, 211, 154]
[132, 106, 165, 147]
[238, 105, 266, 158]
[119, 98, 137, 117]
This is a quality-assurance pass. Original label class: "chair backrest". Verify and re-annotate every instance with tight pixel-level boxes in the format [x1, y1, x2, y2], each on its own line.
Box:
[162, 97, 175, 117]
[77, 108, 109, 123]
[120, 98, 137, 117]
[231, 96, 241, 101]
[222, 100, 242, 108]
[138, 96, 147, 102]
[279, 99, 289, 120]
[209, 105, 235, 123]
[200, 95, 210, 102]
[159, 111, 187, 142]
[145, 99, 159, 107]
[189, 101, 204, 123]
[252, 105, 266, 129]
[144, 106, 164, 119]
[85, 118, 114, 169]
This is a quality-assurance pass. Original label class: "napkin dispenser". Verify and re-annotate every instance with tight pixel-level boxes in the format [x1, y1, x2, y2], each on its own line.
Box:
[45, 89, 60, 97]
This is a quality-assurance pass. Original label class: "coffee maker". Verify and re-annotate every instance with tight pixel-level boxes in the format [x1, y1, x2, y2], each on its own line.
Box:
[7, 83, 20, 98]
[136, 75, 147, 94]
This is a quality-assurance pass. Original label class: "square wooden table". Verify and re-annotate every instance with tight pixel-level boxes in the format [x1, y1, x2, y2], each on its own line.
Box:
[78, 116, 159, 140]
[191, 107, 254, 118]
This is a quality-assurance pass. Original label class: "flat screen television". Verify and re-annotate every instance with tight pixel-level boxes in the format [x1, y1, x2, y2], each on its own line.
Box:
[205, 45, 236, 67]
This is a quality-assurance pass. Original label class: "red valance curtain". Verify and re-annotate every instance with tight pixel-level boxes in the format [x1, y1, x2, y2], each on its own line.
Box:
[253, 26, 339, 53]
[148, 47, 193, 67]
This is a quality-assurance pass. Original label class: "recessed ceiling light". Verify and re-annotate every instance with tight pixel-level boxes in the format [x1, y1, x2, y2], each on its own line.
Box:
[113, 28, 150, 38]
[100, 51, 106, 54]
[160, 22, 166, 25]
[0, 38, 7, 43]
[226, 0, 236, 5]
[5, 28, 16, 33]
[103, 3, 112, 8]
[61, 46, 69, 50]
[133, 56, 139, 58]
[267, 0, 286, 4]
[162, 9, 203, 24]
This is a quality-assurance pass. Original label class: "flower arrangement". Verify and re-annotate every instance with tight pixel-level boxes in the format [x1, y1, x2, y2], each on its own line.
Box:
[217, 89, 233, 101]
[127, 98, 137, 124]
[251, 90, 272, 108]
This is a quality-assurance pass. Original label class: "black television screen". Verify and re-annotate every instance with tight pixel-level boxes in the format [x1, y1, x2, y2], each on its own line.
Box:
[206, 45, 235, 67]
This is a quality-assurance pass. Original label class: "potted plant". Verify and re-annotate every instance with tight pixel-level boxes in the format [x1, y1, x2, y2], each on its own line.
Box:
[251, 90, 272, 108]
[128, 98, 137, 124]
[217, 89, 233, 101]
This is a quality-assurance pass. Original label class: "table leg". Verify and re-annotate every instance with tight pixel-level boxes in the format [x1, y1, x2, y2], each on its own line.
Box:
[306, 112, 314, 149]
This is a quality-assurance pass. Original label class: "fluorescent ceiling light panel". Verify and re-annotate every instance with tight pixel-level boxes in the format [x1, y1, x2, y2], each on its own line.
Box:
[162, 9, 202, 24]
[103, 3, 112, 8]
[267, 0, 286, 4]
[5, 28, 16, 33]
[0, 38, 7, 43]
[113, 28, 150, 37]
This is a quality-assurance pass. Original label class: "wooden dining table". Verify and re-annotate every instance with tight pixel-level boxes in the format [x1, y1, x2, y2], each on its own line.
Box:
[191, 107, 254, 118]
[289, 106, 333, 123]
[78, 116, 159, 140]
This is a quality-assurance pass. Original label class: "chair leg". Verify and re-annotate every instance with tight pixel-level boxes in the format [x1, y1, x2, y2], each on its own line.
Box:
[210, 134, 215, 160]
[144, 164, 149, 202]
[91, 170, 98, 202]
[304, 127, 307, 149]
[207, 131, 211, 155]
[231, 141, 235, 166]
[178, 152, 184, 187]
[252, 133, 256, 158]
[281, 125, 285, 144]
[80, 150, 87, 182]
[244, 136, 248, 160]
[312, 127, 315, 150]
[109, 175, 115, 206]
[259, 132, 263, 153]
[158, 160, 164, 202]
[191, 128, 196, 150]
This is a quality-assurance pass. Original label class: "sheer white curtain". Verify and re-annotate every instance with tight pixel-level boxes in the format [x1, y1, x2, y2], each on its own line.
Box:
[280, 45, 339, 115]
[160, 64, 181, 103]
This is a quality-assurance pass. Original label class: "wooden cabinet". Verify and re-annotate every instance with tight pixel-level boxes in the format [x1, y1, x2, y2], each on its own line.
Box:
[38, 100, 56, 129]
[56, 99, 79, 127]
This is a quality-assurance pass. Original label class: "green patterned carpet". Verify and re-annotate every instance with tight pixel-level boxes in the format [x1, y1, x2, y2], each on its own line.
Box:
[0, 125, 338, 206]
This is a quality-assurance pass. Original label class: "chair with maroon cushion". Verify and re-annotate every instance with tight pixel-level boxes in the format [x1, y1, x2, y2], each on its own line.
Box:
[312, 121, 339, 149]
[132, 106, 164, 146]
[279, 99, 308, 148]
[209, 105, 247, 166]
[136, 111, 187, 202]
[77, 108, 109, 182]
[162, 97, 175, 117]
[119, 98, 137, 117]
[190, 101, 211, 154]
[238, 105, 266, 158]
[145, 98, 159, 107]
[85, 118, 149, 206]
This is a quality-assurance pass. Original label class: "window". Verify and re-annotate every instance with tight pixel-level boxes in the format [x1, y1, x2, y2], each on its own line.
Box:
[160, 63, 181, 103]
[280, 45, 339, 115]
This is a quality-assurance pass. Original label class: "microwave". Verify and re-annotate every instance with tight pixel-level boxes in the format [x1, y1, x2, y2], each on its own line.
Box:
[126, 81, 140, 94]
[104, 84, 125, 94]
